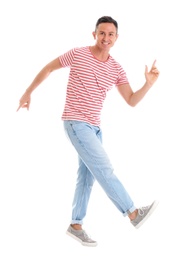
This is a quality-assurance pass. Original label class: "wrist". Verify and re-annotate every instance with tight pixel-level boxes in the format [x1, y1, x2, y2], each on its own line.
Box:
[145, 81, 153, 88]
[25, 87, 33, 95]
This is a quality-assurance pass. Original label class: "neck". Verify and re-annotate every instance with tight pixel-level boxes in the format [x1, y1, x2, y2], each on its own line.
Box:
[90, 45, 110, 62]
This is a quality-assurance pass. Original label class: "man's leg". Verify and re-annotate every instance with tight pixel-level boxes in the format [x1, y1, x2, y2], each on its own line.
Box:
[64, 120, 158, 246]
[71, 157, 95, 225]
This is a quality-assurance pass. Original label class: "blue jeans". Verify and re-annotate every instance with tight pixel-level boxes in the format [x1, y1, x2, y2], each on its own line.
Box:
[63, 120, 136, 225]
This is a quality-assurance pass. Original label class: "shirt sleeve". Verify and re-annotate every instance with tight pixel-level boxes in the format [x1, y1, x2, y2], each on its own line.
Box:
[116, 66, 129, 86]
[58, 48, 76, 68]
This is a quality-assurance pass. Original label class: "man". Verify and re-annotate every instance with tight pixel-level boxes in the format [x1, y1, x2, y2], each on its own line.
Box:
[17, 16, 160, 247]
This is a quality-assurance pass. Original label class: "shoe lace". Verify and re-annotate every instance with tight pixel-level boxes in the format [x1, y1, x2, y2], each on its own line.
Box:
[138, 205, 150, 216]
[82, 230, 92, 241]
[83, 231, 89, 238]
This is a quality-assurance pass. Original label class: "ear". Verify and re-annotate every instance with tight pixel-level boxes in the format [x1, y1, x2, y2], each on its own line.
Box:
[92, 31, 96, 39]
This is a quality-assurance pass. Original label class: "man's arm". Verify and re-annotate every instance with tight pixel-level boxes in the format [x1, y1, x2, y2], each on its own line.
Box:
[17, 57, 62, 111]
[117, 60, 160, 107]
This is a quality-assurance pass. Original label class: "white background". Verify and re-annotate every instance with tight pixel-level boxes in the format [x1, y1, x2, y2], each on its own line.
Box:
[0, 0, 186, 259]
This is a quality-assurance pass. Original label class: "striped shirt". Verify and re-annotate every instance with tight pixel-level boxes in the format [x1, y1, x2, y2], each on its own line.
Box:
[59, 46, 129, 126]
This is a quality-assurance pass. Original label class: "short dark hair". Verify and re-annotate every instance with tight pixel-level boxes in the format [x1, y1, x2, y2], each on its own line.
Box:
[95, 16, 118, 33]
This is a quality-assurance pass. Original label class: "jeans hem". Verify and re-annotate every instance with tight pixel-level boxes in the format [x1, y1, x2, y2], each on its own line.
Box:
[71, 220, 83, 225]
[123, 206, 137, 217]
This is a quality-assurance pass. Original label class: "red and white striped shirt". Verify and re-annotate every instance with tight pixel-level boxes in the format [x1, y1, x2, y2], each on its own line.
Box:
[59, 46, 129, 126]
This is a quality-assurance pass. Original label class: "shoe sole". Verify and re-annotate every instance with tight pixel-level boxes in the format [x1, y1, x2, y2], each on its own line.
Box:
[135, 200, 159, 229]
[66, 231, 97, 247]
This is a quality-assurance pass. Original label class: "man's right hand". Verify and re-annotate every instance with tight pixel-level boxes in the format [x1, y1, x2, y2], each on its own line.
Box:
[17, 91, 31, 111]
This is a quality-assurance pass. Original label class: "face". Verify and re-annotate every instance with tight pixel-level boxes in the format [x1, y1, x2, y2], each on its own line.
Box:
[92, 23, 118, 50]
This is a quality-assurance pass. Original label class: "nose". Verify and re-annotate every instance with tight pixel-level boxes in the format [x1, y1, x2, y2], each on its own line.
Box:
[103, 33, 109, 41]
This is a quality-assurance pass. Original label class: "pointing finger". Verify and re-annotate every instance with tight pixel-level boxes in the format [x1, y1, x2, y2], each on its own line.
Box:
[16, 104, 21, 112]
[152, 60, 157, 68]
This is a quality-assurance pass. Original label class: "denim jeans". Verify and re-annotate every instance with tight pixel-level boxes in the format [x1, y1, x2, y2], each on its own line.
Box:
[63, 120, 136, 225]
